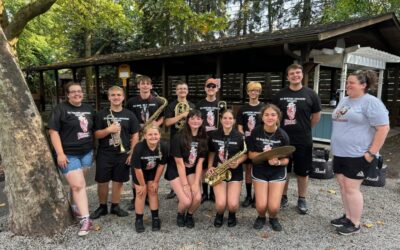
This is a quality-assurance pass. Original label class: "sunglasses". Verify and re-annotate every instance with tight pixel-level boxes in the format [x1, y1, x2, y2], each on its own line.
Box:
[206, 84, 217, 89]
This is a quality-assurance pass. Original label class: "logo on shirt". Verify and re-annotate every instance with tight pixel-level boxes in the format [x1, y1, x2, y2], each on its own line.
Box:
[246, 115, 256, 136]
[284, 102, 297, 125]
[218, 145, 228, 162]
[206, 110, 216, 131]
[332, 106, 350, 122]
[146, 159, 156, 170]
[77, 115, 90, 140]
[186, 142, 198, 168]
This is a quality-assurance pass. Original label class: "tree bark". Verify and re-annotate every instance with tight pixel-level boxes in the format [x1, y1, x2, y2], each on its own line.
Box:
[0, 27, 73, 235]
[300, 0, 312, 26]
[4, 0, 57, 47]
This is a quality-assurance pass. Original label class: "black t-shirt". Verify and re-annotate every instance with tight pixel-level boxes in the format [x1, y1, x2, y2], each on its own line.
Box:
[196, 99, 220, 132]
[132, 140, 168, 171]
[126, 95, 164, 126]
[170, 132, 207, 170]
[247, 126, 290, 168]
[236, 102, 265, 137]
[208, 129, 245, 167]
[164, 100, 195, 140]
[48, 102, 95, 155]
[94, 108, 140, 152]
[273, 87, 321, 145]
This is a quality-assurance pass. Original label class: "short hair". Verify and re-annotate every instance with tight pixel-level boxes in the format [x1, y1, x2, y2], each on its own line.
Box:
[247, 81, 262, 92]
[137, 75, 152, 85]
[65, 81, 81, 93]
[349, 70, 378, 92]
[107, 86, 124, 95]
[176, 80, 188, 88]
[286, 63, 303, 76]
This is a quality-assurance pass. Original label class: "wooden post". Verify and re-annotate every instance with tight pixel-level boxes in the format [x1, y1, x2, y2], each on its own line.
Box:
[39, 71, 45, 111]
[95, 65, 100, 111]
[54, 70, 60, 103]
[162, 62, 167, 98]
[216, 55, 222, 101]
[242, 72, 247, 104]
[72, 68, 77, 82]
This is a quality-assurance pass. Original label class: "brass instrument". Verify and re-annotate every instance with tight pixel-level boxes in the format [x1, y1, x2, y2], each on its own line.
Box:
[106, 109, 126, 153]
[216, 100, 227, 129]
[205, 142, 247, 187]
[142, 94, 168, 130]
[174, 101, 190, 129]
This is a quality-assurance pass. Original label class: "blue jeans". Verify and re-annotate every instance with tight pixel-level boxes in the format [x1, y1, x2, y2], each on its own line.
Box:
[58, 150, 93, 175]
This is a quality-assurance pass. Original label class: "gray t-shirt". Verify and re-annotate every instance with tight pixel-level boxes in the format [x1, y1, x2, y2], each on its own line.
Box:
[331, 94, 389, 157]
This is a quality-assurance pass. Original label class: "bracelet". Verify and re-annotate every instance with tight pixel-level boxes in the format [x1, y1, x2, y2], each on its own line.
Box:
[366, 150, 376, 159]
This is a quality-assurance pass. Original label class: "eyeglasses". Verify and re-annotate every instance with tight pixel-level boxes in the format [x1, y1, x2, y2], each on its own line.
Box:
[69, 90, 83, 94]
[206, 84, 217, 89]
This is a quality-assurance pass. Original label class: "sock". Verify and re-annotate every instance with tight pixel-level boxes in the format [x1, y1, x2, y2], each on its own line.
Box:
[246, 183, 252, 198]
[111, 203, 119, 209]
[151, 209, 159, 219]
[209, 187, 214, 197]
[80, 215, 90, 223]
[186, 212, 193, 218]
[133, 188, 137, 199]
[178, 212, 185, 217]
[100, 203, 107, 209]
[282, 194, 288, 199]
[228, 212, 236, 219]
[136, 213, 143, 220]
[298, 196, 305, 200]
[202, 183, 208, 196]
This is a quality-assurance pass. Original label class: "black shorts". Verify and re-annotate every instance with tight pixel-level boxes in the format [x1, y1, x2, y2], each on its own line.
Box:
[252, 165, 287, 182]
[333, 156, 376, 180]
[164, 157, 196, 181]
[132, 168, 158, 185]
[287, 144, 312, 177]
[95, 151, 130, 183]
[217, 165, 243, 182]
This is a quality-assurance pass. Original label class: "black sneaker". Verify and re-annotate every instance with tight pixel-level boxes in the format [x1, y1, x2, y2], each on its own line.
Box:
[201, 193, 208, 204]
[253, 216, 266, 230]
[337, 221, 361, 235]
[331, 214, 350, 227]
[110, 205, 129, 217]
[166, 190, 176, 199]
[214, 213, 223, 228]
[297, 198, 308, 215]
[227, 216, 237, 227]
[152, 217, 161, 231]
[135, 218, 145, 233]
[127, 199, 135, 211]
[90, 206, 108, 219]
[280, 196, 289, 209]
[177, 213, 185, 227]
[269, 218, 283, 231]
[185, 215, 195, 228]
[242, 196, 252, 208]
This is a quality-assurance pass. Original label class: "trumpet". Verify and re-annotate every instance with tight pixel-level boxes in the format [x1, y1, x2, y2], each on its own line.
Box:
[106, 109, 126, 153]
[174, 101, 190, 129]
[216, 100, 227, 129]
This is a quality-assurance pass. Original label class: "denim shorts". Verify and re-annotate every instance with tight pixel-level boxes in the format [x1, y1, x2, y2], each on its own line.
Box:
[58, 150, 93, 175]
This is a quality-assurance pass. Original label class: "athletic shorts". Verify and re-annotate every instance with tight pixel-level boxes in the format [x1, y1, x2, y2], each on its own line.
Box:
[252, 165, 287, 182]
[59, 150, 93, 175]
[95, 151, 130, 183]
[164, 157, 196, 181]
[333, 156, 376, 180]
[287, 144, 312, 177]
[132, 168, 158, 185]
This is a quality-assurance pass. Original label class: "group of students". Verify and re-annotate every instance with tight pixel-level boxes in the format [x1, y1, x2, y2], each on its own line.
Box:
[48, 63, 389, 237]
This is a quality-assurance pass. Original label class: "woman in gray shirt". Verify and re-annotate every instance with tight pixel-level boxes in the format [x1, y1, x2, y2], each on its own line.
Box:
[330, 70, 389, 235]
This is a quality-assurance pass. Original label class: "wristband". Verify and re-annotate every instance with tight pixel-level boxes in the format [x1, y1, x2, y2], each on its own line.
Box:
[366, 150, 376, 159]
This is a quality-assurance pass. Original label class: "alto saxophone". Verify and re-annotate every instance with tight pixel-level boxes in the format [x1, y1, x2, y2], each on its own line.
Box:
[174, 101, 190, 129]
[106, 109, 126, 153]
[142, 95, 168, 130]
[205, 141, 247, 187]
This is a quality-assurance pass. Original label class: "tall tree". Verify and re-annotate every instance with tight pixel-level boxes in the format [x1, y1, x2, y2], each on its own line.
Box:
[0, 26, 72, 236]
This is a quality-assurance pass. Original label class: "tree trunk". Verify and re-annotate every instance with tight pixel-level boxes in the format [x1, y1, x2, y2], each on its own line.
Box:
[0, 27, 72, 235]
[300, 0, 312, 26]
[84, 30, 94, 98]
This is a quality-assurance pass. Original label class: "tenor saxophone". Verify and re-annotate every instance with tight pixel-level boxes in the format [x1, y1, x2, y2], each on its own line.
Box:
[106, 109, 126, 153]
[174, 101, 190, 129]
[205, 141, 247, 187]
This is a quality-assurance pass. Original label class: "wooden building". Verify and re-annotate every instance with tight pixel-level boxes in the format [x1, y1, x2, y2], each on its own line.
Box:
[26, 13, 400, 129]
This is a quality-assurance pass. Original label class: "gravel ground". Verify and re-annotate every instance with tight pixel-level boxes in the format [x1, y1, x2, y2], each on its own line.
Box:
[0, 174, 399, 250]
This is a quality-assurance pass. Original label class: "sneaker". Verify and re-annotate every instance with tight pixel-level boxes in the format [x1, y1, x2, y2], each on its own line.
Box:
[337, 221, 361, 235]
[253, 216, 266, 230]
[110, 205, 129, 217]
[242, 196, 252, 208]
[78, 219, 93, 236]
[152, 217, 161, 231]
[135, 218, 145, 233]
[185, 215, 195, 228]
[177, 213, 185, 227]
[90, 206, 108, 220]
[227, 216, 237, 227]
[331, 214, 350, 227]
[166, 190, 176, 199]
[269, 218, 283, 231]
[127, 199, 135, 211]
[280, 196, 289, 209]
[297, 198, 308, 215]
[201, 193, 208, 204]
[214, 213, 223, 228]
